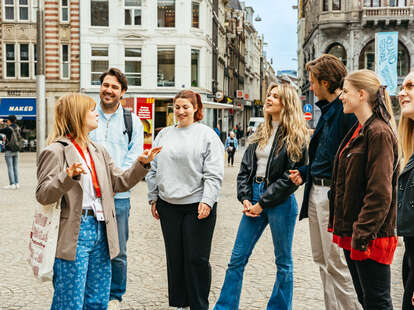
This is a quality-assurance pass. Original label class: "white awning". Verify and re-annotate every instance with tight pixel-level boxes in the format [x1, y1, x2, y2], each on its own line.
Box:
[203, 101, 233, 109]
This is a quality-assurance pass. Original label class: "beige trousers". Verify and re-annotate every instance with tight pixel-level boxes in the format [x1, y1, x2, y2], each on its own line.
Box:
[308, 184, 362, 310]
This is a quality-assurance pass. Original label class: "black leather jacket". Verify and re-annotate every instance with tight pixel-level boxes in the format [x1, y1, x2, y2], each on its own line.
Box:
[237, 129, 307, 208]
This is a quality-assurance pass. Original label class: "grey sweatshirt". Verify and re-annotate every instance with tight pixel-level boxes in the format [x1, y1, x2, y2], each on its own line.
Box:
[146, 122, 225, 207]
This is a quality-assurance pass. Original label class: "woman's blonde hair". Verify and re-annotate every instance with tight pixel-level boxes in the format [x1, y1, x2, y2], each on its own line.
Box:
[398, 71, 414, 167]
[47, 93, 96, 146]
[344, 69, 397, 131]
[249, 82, 309, 162]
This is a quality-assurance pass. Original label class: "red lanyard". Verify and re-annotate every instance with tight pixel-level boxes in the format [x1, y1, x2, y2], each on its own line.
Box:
[69, 137, 102, 198]
[339, 123, 362, 160]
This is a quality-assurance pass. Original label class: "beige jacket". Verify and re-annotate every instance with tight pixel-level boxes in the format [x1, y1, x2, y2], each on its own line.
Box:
[35, 137, 148, 261]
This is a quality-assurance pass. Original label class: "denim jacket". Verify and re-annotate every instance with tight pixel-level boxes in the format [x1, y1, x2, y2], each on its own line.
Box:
[90, 103, 144, 199]
[224, 137, 238, 150]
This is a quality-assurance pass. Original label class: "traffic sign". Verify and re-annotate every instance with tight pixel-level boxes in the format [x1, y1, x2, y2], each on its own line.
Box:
[304, 112, 312, 121]
[304, 104, 312, 113]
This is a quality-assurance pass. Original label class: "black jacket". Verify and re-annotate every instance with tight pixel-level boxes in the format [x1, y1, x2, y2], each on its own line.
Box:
[398, 153, 414, 237]
[298, 97, 357, 220]
[237, 127, 307, 208]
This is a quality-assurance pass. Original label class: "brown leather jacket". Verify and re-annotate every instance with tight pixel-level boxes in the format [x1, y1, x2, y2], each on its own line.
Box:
[329, 115, 399, 252]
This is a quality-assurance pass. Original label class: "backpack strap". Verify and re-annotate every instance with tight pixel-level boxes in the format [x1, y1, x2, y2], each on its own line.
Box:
[123, 108, 133, 144]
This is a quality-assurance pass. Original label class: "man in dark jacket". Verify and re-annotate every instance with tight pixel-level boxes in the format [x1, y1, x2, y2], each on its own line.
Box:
[289, 55, 360, 310]
[0, 115, 20, 190]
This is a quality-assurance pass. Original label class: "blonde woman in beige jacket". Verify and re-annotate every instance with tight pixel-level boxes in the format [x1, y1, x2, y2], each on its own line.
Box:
[36, 93, 160, 310]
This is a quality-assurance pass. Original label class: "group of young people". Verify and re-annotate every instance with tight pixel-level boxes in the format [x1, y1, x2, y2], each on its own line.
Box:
[35, 54, 414, 310]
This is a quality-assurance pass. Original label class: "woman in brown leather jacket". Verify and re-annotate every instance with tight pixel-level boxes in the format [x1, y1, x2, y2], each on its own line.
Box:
[329, 69, 399, 310]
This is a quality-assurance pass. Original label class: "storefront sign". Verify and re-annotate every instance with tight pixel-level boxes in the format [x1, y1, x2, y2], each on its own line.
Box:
[0, 98, 36, 120]
[137, 98, 154, 150]
[236, 90, 244, 99]
[376, 32, 398, 95]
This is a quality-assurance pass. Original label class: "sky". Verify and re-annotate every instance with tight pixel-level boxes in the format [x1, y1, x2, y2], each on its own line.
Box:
[242, 0, 298, 72]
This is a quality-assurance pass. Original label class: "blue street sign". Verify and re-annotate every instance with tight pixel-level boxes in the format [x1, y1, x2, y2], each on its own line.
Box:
[304, 104, 312, 113]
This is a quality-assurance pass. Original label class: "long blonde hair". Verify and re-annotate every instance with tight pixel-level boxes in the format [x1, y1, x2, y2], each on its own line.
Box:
[344, 69, 397, 131]
[47, 93, 96, 146]
[249, 83, 309, 162]
[398, 72, 414, 167]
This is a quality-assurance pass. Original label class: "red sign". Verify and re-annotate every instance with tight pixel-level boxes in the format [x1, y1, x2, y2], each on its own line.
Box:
[236, 90, 243, 98]
[244, 93, 249, 100]
[304, 112, 312, 121]
[137, 98, 154, 150]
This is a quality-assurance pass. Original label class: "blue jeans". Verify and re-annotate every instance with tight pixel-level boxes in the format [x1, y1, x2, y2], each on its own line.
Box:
[5, 151, 18, 185]
[110, 198, 130, 301]
[215, 182, 298, 310]
[51, 215, 111, 310]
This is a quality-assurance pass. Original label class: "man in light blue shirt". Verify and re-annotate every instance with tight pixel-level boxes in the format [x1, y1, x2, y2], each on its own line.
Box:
[90, 68, 143, 310]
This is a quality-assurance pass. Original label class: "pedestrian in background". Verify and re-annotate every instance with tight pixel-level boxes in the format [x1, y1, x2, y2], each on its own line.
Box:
[0, 115, 21, 190]
[214, 83, 308, 310]
[146, 90, 224, 310]
[289, 54, 360, 310]
[89, 68, 144, 310]
[36, 93, 159, 310]
[329, 69, 398, 310]
[224, 131, 238, 167]
[397, 70, 414, 310]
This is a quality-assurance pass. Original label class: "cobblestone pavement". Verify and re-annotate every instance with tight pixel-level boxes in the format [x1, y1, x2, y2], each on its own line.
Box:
[0, 152, 404, 309]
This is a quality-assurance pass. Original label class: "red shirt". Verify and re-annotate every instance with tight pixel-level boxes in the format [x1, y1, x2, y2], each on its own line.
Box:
[332, 123, 397, 265]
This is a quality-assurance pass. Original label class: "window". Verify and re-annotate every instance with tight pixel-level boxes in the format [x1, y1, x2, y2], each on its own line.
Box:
[125, 47, 141, 86]
[326, 43, 347, 66]
[61, 0, 69, 22]
[322, 0, 328, 11]
[332, 0, 341, 10]
[91, 46, 108, 85]
[157, 0, 175, 27]
[157, 48, 175, 87]
[364, 0, 381, 7]
[191, 49, 199, 87]
[389, 0, 406, 6]
[125, 0, 142, 26]
[91, 0, 108, 26]
[20, 43, 29, 77]
[6, 44, 16, 78]
[192, 2, 199, 28]
[19, 0, 29, 20]
[5, 0, 14, 20]
[61, 44, 69, 79]
[33, 44, 37, 75]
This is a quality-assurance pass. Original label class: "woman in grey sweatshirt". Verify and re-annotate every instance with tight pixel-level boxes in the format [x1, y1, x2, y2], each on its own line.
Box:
[146, 90, 224, 310]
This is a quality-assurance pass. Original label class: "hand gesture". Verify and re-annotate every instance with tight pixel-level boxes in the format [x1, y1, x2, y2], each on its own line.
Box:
[66, 163, 87, 178]
[198, 202, 211, 219]
[243, 201, 263, 217]
[151, 202, 159, 220]
[138, 147, 162, 165]
[289, 169, 303, 186]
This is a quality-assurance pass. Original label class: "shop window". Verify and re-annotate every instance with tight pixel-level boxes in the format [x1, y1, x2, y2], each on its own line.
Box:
[125, 47, 141, 86]
[91, 46, 108, 85]
[91, 0, 108, 26]
[192, 2, 199, 28]
[326, 43, 347, 66]
[61, 0, 69, 22]
[125, 0, 142, 26]
[191, 49, 199, 87]
[157, 48, 175, 87]
[158, 0, 175, 27]
[61, 44, 69, 79]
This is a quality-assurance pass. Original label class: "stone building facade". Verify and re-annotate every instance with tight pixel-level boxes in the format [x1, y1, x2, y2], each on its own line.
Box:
[298, 0, 414, 126]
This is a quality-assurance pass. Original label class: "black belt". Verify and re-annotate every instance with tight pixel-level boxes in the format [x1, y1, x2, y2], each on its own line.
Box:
[313, 176, 331, 187]
[81, 209, 94, 216]
[254, 176, 266, 184]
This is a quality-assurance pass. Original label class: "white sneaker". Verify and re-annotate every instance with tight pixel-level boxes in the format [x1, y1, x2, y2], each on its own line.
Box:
[3, 184, 16, 190]
[107, 299, 120, 310]
[15, 183, 20, 189]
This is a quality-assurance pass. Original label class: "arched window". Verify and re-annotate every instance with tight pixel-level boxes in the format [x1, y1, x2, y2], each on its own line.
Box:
[326, 43, 347, 66]
[358, 40, 410, 77]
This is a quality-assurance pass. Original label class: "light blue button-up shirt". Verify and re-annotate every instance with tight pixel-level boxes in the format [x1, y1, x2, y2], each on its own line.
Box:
[90, 102, 144, 199]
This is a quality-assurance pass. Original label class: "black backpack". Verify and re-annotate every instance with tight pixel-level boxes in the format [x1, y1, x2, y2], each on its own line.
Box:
[123, 108, 133, 144]
[7, 126, 23, 152]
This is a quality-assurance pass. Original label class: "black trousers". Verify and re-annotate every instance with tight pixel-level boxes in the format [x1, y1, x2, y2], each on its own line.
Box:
[156, 198, 217, 310]
[403, 237, 414, 310]
[343, 249, 393, 310]
[227, 150, 235, 165]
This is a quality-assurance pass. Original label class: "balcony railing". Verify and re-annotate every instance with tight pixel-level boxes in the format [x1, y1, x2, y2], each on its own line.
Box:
[362, 7, 413, 24]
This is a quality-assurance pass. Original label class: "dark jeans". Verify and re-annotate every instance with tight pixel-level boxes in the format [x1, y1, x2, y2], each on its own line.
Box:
[156, 198, 217, 310]
[343, 249, 393, 310]
[227, 150, 235, 166]
[403, 237, 414, 310]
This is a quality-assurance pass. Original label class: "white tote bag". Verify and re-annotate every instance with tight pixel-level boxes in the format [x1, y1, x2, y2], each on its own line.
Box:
[28, 199, 61, 282]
